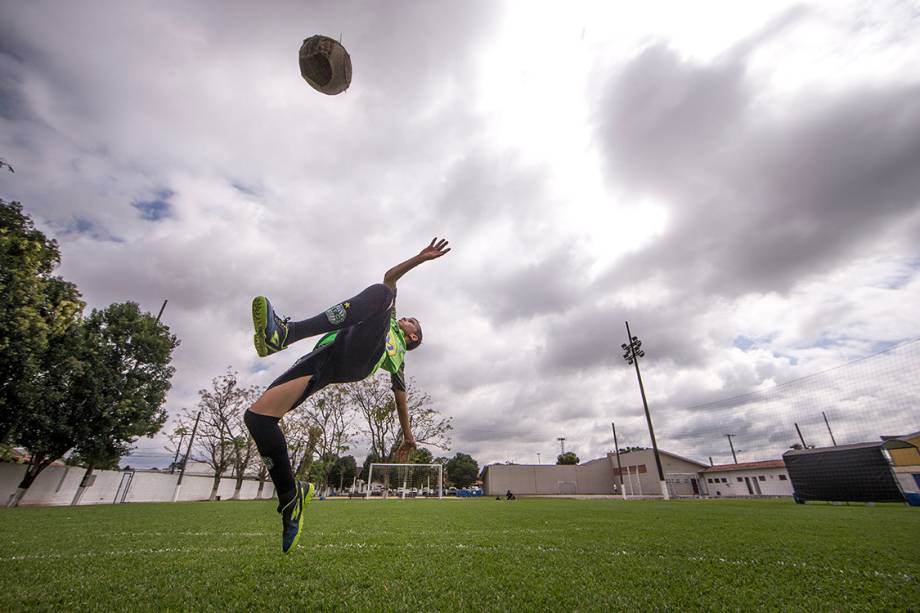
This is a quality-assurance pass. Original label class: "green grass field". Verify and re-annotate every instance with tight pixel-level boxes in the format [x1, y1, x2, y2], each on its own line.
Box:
[1, 497, 918, 611]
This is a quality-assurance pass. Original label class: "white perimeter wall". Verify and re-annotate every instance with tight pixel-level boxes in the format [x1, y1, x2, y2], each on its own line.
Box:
[0, 463, 274, 507]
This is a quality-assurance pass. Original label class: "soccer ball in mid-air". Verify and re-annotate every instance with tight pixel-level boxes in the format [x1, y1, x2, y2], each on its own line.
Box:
[299, 35, 352, 95]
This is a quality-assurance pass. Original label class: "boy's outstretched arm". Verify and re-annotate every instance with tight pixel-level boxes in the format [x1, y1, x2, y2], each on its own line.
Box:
[386, 238, 449, 462]
[383, 238, 450, 290]
[393, 390, 415, 462]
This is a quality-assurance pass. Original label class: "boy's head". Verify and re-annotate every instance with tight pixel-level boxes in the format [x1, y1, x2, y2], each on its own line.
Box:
[398, 317, 423, 351]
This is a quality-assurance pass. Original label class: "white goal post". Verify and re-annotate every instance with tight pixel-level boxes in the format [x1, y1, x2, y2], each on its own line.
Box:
[365, 463, 443, 499]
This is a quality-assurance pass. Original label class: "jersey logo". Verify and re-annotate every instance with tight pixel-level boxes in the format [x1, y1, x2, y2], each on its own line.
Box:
[386, 332, 397, 356]
[325, 303, 348, 325]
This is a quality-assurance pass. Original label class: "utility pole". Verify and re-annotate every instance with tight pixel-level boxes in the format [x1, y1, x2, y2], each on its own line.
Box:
[557, 437, 566, 456]
[622, 322, 669, 500]
[536, 452, 541, 464]
[172, 411, 201, 502]
[822, 412, 837, 447]
[794, 423, 808, 449]
[612, 422, 625, 500]
[725, 434, 738, 464]
[170, 431, 186, 474]
[156, 299, 168, 323]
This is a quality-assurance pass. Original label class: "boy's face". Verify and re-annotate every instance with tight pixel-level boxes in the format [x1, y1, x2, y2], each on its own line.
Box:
[398, 317, 420, 344]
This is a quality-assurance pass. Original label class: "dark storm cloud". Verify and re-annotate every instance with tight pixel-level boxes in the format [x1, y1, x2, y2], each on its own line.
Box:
[595, 43, 920, 298]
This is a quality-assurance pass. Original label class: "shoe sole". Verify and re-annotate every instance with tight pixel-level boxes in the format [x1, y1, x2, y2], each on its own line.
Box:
[285, 482, 316, 553]
[252, 296, 269, 358]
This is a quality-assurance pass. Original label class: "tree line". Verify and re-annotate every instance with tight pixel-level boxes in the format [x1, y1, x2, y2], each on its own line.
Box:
[167, 368, 481, 499]
[1, 191, 179, 507]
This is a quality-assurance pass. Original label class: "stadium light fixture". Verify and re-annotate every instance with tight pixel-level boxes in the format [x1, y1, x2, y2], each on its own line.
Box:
[622, 322, 669, 500]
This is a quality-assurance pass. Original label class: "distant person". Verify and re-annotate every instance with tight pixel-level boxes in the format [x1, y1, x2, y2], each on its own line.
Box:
[506, 490, 516, 500]
[244, 239, 450, 552]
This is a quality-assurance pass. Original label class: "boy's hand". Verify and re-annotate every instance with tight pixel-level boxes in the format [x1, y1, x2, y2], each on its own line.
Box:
[418, 238, 450, 261]
[395, 438, 417, 463]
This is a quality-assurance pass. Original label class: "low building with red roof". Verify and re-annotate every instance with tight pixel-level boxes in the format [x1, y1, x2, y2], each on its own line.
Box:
[702, 458, 793, 497]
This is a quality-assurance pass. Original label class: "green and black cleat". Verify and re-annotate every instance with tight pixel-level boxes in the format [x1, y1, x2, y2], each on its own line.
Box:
[279, 481, 315, 553]
[252, 296, 291, 357]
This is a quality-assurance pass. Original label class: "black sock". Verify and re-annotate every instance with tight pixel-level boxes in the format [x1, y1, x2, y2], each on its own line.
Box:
[244, 410, 296, 504]
[287, 283, 393, 344]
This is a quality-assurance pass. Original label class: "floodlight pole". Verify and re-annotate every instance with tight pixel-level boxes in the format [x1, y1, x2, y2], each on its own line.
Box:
[725, 434, 739, 464]
[557, 437, 566, 455]
[822, 412, 837, 447]
[622, 322, 669, 500]
[612, 422, 626, 500]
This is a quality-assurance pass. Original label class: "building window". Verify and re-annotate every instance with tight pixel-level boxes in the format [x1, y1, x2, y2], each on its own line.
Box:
[758, 476, 766, 482]
[778, 474, 788, 481]
[707, 478, 714, 483]
[737, 477, 743, 482]
[721, 478, 728, 483]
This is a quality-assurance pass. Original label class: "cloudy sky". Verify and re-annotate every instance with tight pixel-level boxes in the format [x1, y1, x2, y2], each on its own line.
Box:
[2, 0, 919, 469]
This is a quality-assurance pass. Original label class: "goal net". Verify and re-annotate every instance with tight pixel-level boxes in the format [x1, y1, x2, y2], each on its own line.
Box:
[365, 463, 443, 499]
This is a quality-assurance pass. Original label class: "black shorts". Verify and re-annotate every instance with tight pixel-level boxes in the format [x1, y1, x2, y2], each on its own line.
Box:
[268, 292, 393, 410]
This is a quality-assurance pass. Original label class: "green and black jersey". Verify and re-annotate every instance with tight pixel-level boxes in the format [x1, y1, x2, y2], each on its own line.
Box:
[314, 301, 407, 392]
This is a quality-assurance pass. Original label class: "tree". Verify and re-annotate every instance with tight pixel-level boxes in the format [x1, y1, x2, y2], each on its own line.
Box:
[557, 452, 579, 465]
[6, 319, 93, 506]
[280, 410, 321, 481]
[327, 455, 357, 491]
[412, 447, 434, 464]
[66, 447, 121, 471]
[301, 385, 358, 491]
[347, 376, 397, 460]
[446, 453, 479, 487]
[228, 406, 259, 499]
[349, 375, 452, 461]
[177, 368, 258, 501]
[70, 302, 178, 501]
[1, 200, 84, 443]
[1, 201, 178, 507]
[403, 378, 453, 453]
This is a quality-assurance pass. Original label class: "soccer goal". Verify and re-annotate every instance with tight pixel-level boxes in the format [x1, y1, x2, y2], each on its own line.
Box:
[365, 463, 443, 499]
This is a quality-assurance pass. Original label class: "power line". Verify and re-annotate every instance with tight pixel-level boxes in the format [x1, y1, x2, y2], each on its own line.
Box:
[681, 335, 920, 412]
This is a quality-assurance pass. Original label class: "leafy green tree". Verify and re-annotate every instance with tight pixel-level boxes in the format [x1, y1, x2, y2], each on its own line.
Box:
[412, 447, 434, 464]
[446, 452, 479, 487]
[327, 455, 357, 491]
[362, 450, 383, 478]
[0, 200, 84, 443]
[556, 452, 579, 465]
[70, 302, 179, 498]
[7, 321, 93, 506]
[65, 446, 122, 471]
